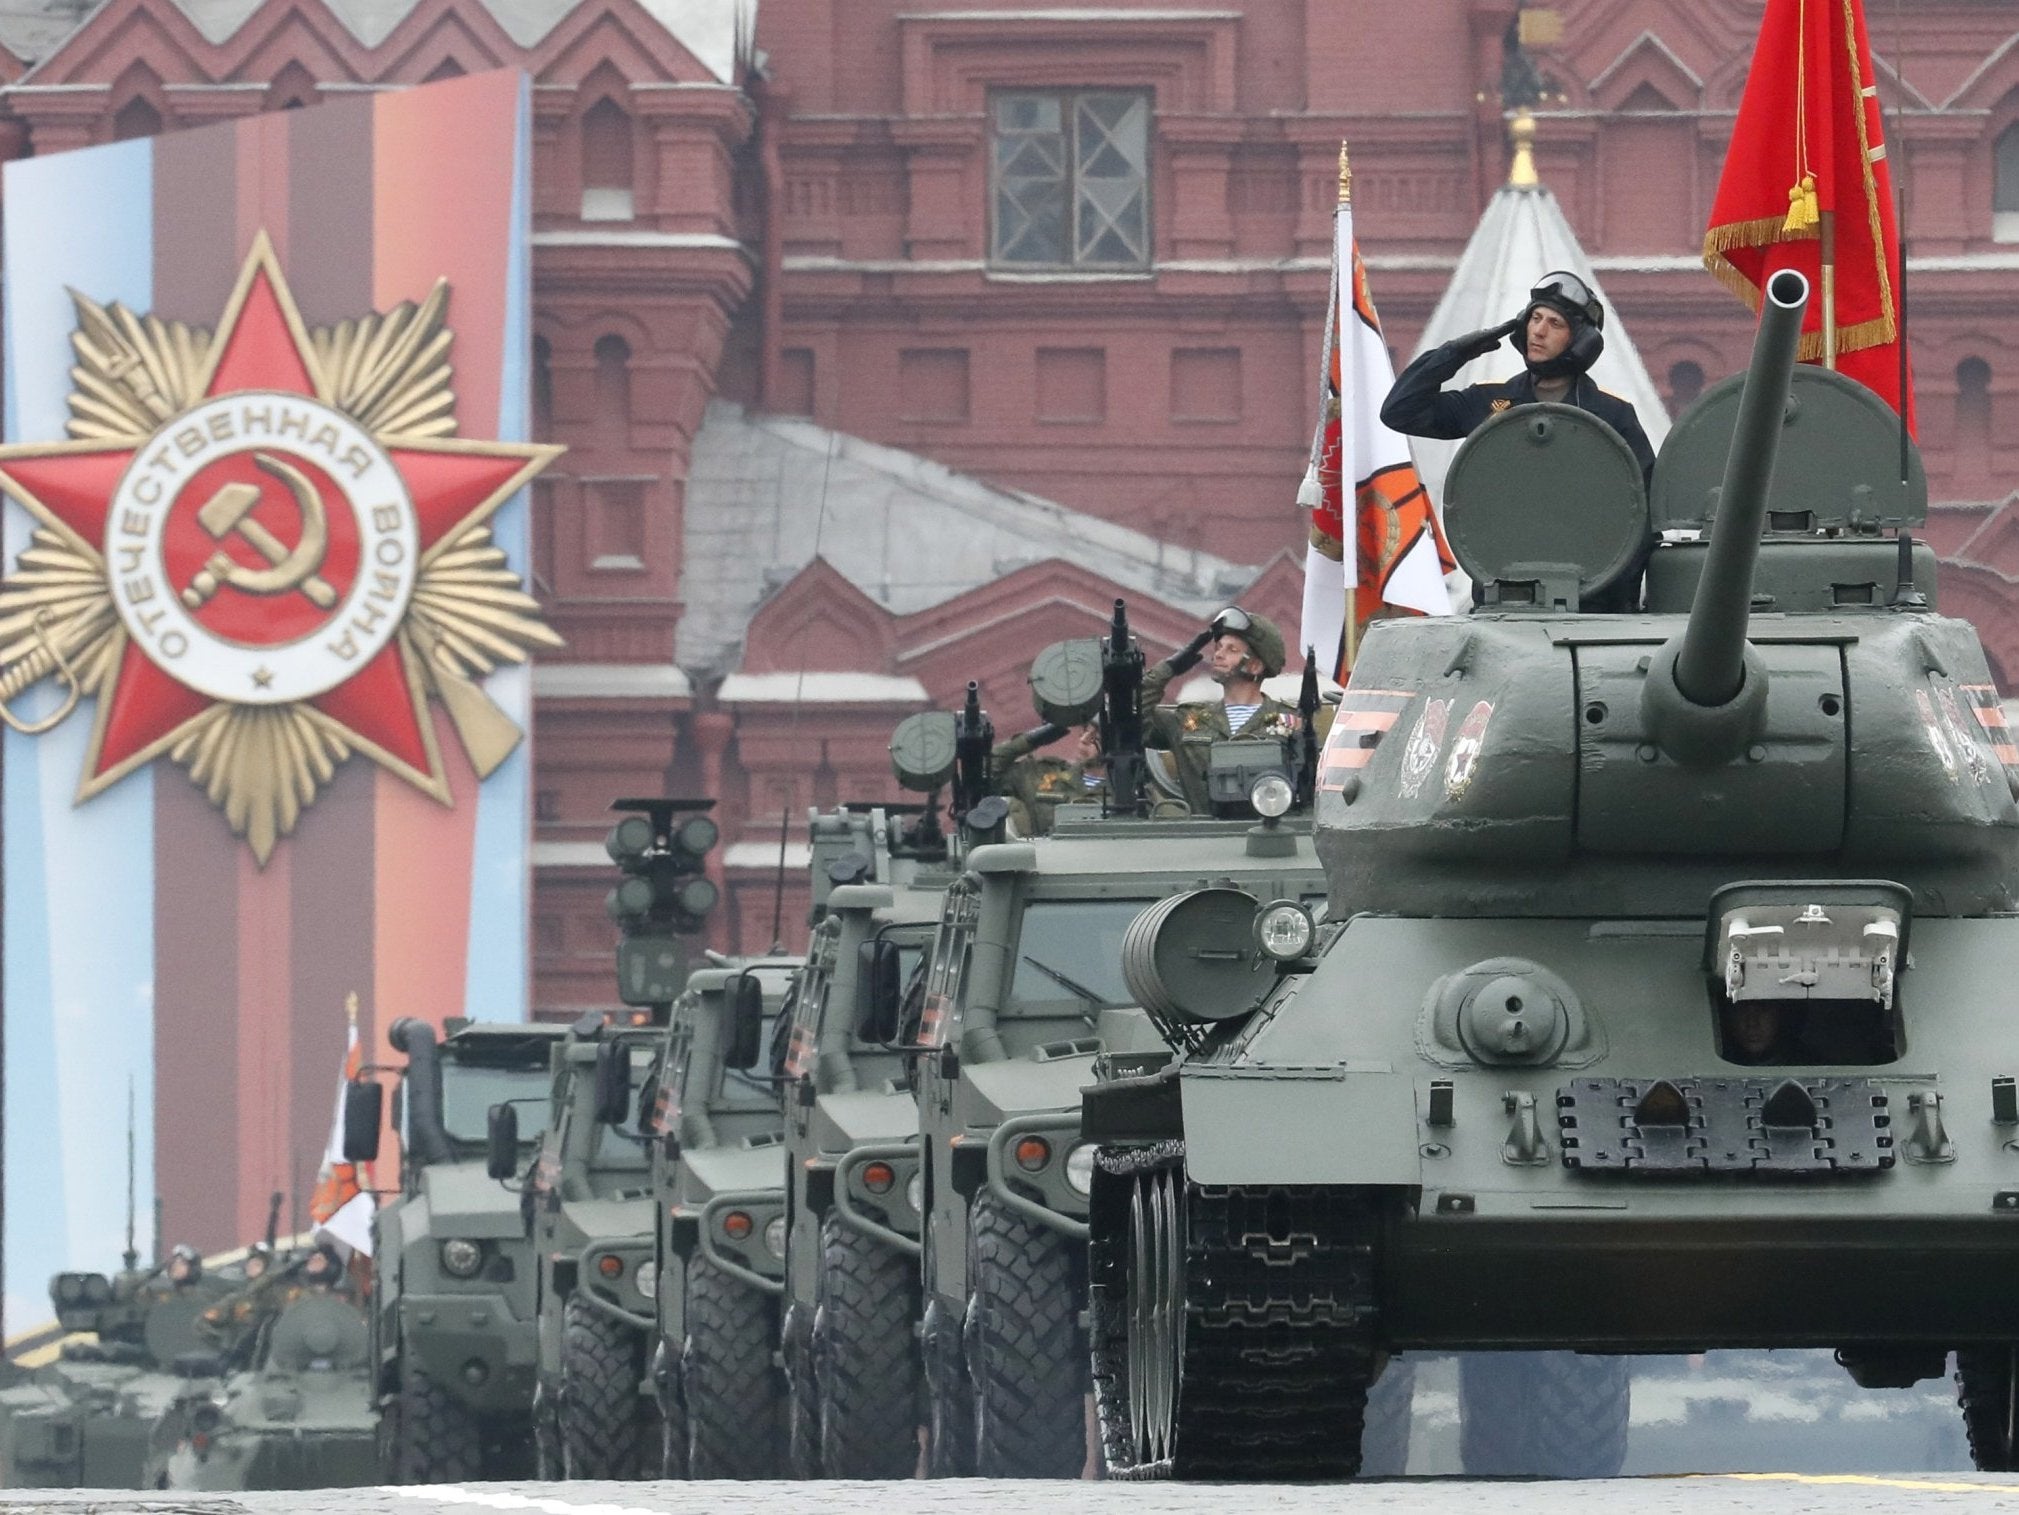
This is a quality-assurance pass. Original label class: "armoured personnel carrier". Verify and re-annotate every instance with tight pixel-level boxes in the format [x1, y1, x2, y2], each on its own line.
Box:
[352, 1017, 566, 1481]
[147, 1250, 376, 1490]
[776, 803, 953, 1479]
[647, 955, 799, 1478]
[1085, 270, 2019, 1478]
[909, 612, 1332, 1478]
[0, 1244, 241, 1487]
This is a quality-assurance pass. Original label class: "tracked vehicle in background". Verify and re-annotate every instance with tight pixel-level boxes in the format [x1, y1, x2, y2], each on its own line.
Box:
[1088, 270, 2019, 1478]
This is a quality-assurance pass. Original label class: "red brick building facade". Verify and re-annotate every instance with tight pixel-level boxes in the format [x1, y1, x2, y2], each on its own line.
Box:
[1, 0, 2016, 1012]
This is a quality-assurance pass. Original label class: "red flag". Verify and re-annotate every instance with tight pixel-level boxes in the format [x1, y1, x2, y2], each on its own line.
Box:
[1704, 0, 1914, 429]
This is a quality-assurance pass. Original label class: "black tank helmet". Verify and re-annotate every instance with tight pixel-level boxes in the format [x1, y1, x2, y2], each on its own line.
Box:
[1521, 269, 1607, 380]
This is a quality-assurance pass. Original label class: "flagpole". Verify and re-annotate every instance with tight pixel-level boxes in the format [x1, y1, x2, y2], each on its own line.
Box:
[1820, 210, 1838, 368]
[1337, 139, 1358, 679]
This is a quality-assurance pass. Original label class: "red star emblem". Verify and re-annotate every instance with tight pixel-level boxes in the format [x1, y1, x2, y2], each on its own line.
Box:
[0, 235, 559, 852]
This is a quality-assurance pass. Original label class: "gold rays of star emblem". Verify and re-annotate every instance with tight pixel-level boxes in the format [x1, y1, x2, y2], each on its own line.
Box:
[0, 246, 563, 862]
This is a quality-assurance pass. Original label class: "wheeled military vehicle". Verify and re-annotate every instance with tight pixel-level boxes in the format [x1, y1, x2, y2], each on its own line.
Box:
[147, 1250, 376, 1490]
[777, 803, 952, 1479]
[907, 612, 1332, 1478]
[646, 955, 798, 1478]
[522, 1009, 666, 1480]
[1085, 269, 2019, 1478]
[352, 1017, 566, 1481]
[0, 1244, 240, 1487]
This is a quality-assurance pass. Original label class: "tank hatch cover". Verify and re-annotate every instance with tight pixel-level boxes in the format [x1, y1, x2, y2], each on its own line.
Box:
[1651, 365, 1926, 533]
[1029, 637, 1105, 729]
[889, 711, 956, 793]
[1443, 403, 1648, 606]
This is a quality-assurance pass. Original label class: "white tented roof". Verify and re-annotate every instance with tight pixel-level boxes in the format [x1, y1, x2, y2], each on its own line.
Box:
[1407, 156, 1671, 514]
[678, 401, 1257, 679]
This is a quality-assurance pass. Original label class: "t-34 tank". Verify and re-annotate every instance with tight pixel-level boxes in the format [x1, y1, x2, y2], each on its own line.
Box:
[1087, 269, 2019, 1478]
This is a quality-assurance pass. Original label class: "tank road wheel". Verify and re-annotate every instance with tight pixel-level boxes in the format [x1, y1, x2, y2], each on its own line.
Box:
[1458, 1351, 1631, 1478]
[683, 1255, 785, 1478]
[817, 1212, 923, 1478]
[1957, 1347, 2019, 1470]
[966, 1191, 1088, 1478]
[559, 1293, 649, 1480]
[389, 1361, 483, 1483]
[1089, 1141, 1380, 1480]
[1359, 1355, 1417, 1477]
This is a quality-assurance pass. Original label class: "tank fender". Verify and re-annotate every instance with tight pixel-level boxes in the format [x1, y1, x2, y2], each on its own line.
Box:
[1179, 1066, 1423, 1186]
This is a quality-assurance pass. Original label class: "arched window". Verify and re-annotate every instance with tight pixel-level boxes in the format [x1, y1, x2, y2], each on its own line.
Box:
[532, 335, 554, 443]
[113, 96, 161, 142]
[581, 98, 635, 222]
[1957, 356, 1992, 480]
[1997, 123, 2019, 242]
[1668, 360, 1705, 413]
[594, 335, 632, 446]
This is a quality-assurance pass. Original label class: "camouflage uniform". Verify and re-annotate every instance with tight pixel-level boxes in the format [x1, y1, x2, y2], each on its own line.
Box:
[991, 728, 1108, 837]
[1140, 612, 1303, 817]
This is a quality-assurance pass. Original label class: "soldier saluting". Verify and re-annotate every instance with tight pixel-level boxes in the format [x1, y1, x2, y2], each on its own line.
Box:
[1140, 608, 1299, 815]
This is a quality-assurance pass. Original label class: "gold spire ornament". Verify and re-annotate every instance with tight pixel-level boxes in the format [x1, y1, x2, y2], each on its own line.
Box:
[1508, 110, 1540, 188]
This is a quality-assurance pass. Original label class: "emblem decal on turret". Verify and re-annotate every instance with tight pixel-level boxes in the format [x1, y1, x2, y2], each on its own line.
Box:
[1443, 699, 1495, 799]
[1397, 697, 1451, 799]
[0, 234, 562, 861]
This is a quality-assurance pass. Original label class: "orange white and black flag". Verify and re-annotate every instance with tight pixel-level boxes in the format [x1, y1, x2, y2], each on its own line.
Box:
[1704, 0, 1914, 428]
[309, 992, 375, 1259]
[1298, 147, 1453, 683]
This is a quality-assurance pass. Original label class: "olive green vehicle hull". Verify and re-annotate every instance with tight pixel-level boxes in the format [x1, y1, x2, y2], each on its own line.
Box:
[160, 1425, 377, 1490]
[0, 1364, 157, 1488]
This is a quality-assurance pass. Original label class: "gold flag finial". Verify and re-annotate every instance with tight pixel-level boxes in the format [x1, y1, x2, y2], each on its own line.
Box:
[1508, 110, 1539, 188]
[345, 990, 359, 1026]
[1337, 141, 1351, 205]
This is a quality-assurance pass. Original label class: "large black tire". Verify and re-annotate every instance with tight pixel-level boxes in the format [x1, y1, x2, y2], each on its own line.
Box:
[1359, 1355, 1416, 1476]
[1459, 1351, 1631, 1478]
[683, 1255, 786, 1478]
[967, 1191, 1088, 1478]
[559, 1293, 649, 1480]
[1958, 1347, 2019, 1470]
[652, 1336, 688, 1479]
[389, 1361, 484, 1483]
[815, 1212, 921, 1478]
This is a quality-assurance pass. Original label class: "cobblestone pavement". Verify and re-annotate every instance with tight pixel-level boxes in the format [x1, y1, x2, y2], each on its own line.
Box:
[4, 1473, 2019, 1515]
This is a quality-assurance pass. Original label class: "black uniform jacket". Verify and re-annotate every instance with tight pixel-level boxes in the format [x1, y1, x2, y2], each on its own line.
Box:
[1381, 338, 1658, 610]
[1381, 339, 1657, 487]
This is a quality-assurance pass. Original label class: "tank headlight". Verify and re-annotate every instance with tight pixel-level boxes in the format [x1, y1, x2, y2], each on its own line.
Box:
[635, 1260, 657, 1300]
[1255, 901, 1315, 961]
[1249, 773, 1294, 819]
[763, 1216, 788, 1260]
[440, 1239, 484, 1278]
[1064, 1143, 1096, 1196]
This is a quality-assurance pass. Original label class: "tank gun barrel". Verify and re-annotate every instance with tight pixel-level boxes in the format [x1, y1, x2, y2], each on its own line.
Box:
[1673, 269, 1810, 707]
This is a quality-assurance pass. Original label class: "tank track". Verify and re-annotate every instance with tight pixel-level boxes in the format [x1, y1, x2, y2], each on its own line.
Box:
[1090, 1140, 1379, 1480]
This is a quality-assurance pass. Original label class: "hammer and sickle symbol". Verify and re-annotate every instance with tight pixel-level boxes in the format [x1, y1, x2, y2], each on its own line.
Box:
[179, 452, 338, 611]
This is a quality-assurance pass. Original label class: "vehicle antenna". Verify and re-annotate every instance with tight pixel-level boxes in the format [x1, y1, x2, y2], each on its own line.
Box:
[768, 425, 840, 952]
[122, 1077, 138, 1272]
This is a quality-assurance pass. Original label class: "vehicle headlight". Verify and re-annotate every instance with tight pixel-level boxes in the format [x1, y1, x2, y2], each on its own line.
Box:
[1064, 1143, 1096, 1197]
[762, 1216, 788, 1260]
[635, 1260, 657, 1300]
[440, 1239, 484, 1278]
[1249, 772, 1294, 819]
[1255, 900, 1315, 961]
[905, 1171, 925, 1214]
